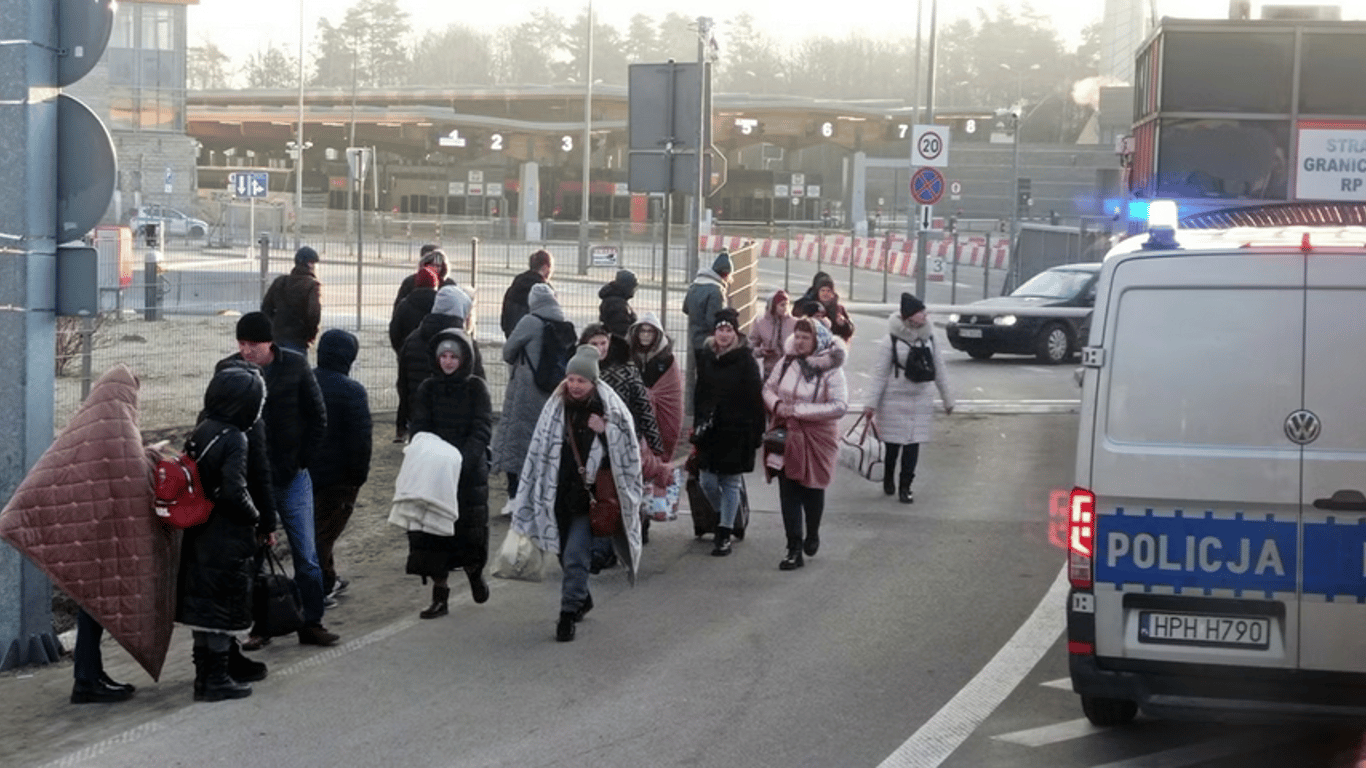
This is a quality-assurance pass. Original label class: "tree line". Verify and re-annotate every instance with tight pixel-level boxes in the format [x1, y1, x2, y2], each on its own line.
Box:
[188, 0, 1100, 129]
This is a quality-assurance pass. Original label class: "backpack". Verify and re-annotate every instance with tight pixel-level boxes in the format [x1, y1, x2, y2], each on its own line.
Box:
[154, 428, 231, 529]
[525, 318, 578, 393]
[891, 336, 937, 383]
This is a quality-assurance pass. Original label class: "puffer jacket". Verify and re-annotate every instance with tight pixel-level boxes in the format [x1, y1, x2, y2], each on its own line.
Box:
[398, 312, 486, 430]
[500, 269, 545, 338]
[218, 345, 326, 488]
[866, 313, 954, 445]
[598, 278, 637, 338]
[750, 291, 797, 380]
[491, 284, 568, 474]
[176, 365, 267, 632]
[762, 325, 849, 489]
[693, 335, 765, 475]
[261, 263, 322, 349]
[389, 285, 437, 352]
[311, 329, 373, 490]
[410, 329, 493, 525]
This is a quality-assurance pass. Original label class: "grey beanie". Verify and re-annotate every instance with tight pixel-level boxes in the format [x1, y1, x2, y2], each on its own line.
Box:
[432, 285, 471, 320]
[435, 337, 462, 359]
[565, 344, 600, 382]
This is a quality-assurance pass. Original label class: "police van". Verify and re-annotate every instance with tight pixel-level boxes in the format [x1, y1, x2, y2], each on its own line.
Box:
[1067, 201, 1366, 725]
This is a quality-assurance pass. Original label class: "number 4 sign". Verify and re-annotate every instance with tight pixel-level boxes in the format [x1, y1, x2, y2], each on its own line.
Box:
[912, 125, 950, 168]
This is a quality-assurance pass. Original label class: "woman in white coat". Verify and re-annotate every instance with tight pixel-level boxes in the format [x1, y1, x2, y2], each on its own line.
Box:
[862, 293, 954, 504]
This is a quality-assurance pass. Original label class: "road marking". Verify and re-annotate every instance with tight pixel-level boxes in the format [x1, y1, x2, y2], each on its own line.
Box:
[1087, 731, 1297, 768]
[993, 718, 1100, 747]
[877, 566, 1069, 768]
[1041, 677, 1072, 690]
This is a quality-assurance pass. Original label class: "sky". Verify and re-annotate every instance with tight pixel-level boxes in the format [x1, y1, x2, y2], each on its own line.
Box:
[186, 0, 1358, 71]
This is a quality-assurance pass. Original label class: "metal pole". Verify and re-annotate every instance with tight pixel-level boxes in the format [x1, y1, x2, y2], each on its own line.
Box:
[1009, 113, 1022, 290]
[295, 0, 305, 250]
[355, 154, 363, 333]
[914, 0, 939, 302]
[950, 232, 960, 305]
[784, 225, 792, 289]
[347, 33, 358, 240]
[690, 17, 712, 277]
[577, 0, 594, 275]
[983, 232, 991, 300]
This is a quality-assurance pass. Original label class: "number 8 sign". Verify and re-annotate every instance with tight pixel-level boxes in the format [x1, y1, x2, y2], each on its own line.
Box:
[912, 124, 950, 168]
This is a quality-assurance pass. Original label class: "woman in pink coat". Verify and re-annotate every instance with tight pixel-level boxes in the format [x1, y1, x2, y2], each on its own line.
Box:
[749, 290, 796, 381]
[761, 318, 849, 570]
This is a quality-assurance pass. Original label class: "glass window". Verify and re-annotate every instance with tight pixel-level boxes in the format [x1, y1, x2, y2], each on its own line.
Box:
[1299, 33, 1366, 115]
[108, 87, 135, 130]
[1155, 118, 1290, 199]
[1011, 269, 1095, 300]
[1161, 31, 1294, 113]
[110, 9, 134, 49]
[141, 7, 174, 51]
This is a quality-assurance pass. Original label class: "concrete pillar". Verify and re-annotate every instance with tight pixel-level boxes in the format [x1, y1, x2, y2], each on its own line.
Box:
[520, 160, 540, 242]
[0, 0, 60, 671]
[850, 151, 869, 237]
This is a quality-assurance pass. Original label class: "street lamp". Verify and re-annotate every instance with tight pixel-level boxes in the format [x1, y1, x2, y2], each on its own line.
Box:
[295, 0, 305, 250]
[577, 0, 594, 275]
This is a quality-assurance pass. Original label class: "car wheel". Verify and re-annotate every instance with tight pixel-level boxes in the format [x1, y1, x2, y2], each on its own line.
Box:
[965, 348, 994, 360]
[189, 225, 206, 239]
[1081, 695, 1138, 727]
[1035, 323, 1071, 365]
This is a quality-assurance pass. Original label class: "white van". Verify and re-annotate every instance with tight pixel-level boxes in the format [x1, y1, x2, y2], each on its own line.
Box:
[1067, 212, 1366, 725]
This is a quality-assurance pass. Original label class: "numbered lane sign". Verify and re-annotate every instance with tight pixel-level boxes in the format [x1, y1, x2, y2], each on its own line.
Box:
[928, 254, 947, 282]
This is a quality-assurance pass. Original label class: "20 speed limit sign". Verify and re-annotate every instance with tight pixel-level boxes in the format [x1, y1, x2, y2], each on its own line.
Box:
[912, 125, 950, 168]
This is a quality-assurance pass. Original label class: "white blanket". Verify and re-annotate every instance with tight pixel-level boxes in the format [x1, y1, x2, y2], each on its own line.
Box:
[388, 431, 462, 535]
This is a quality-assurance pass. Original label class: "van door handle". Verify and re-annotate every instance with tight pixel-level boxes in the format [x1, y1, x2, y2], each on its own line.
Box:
[1313, 490, 1366, 511]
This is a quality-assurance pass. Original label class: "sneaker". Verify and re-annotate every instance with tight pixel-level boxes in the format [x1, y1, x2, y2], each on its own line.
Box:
[323, 594, 339, 609]
[327, 577, 349, 598]
[297, 624, 340, 646]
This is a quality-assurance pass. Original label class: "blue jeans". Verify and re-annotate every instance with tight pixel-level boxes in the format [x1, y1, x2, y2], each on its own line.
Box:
[701, 471, 743, 528]
[558, 514, 592, 615]
[277, 469, 326, 624]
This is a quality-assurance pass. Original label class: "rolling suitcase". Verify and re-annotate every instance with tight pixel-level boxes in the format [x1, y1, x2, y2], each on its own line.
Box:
[687, 463, 749, 541]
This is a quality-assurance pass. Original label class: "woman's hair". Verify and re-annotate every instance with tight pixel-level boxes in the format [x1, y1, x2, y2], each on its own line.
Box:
[578, 322, 610, 345]
[793, 317, 819, 337]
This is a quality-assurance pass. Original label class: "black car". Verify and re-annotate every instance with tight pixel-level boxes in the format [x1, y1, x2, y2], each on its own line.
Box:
[945, 263, 1100, 364]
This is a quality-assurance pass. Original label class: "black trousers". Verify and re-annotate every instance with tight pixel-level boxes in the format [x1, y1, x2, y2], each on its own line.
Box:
[778, 475, 824, 550]
[883, 442, 921, 491]
[73, 609, 104, 683]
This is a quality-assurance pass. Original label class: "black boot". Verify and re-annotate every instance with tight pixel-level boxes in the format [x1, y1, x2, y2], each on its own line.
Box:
[193, 647, 252, 702]
[779, 547, 805, 571]
[227, 639, 268, 683]
[556, 611, 577, 642]
[883, 471, 895, 496]
[71, 677, 134, 704]
[803, 532, 820, 557]
[466, 568, 490, 604]
[420, 584, 450, 619]
[711, 526, 732, 557]
[573, 593, 594, 622]
[899, 485, 914, 504]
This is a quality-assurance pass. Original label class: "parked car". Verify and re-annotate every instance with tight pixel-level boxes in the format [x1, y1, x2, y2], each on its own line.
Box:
[945, 262, 1100, 364]
[129, 204, 208, 241]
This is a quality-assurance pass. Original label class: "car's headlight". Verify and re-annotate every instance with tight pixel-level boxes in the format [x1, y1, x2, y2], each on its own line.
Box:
[993, 315, 1017, 326]
[947, 313, 960, 323]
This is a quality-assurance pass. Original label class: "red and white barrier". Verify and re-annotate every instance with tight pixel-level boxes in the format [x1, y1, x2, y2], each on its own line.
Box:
[697, 233, 1007, 275]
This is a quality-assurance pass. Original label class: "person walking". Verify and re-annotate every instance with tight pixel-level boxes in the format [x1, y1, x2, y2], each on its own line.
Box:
[693, 308, 764, 557]
[393, 245, 454, 310]
[389, 264, 440, 355]
[762, 317, 849, 570]
[177, 364, 272, 701]
[597, 269, 638, 338]
[491, 282, 570, 502]
[682, 252, 732, 412]
[500, 249, 553, 339]
[507, 345, 643, 642]
[261, 245, 322, 354]
[225, 312, 337, 648]
[629, 311, 684, 521]
[405, 328, 494, 618]
[863, 293, 955, 504]
[793, 271, 854, 342]
[397, 285, 484, 441]
[749, 290, 796, 381]
[311, 329, 372, 603]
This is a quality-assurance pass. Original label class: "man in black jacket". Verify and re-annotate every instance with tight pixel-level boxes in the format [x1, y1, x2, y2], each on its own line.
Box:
[261, 246, 322, 354]
[500, 249, 553, 338]
[311, 329, 372, 604]
[226, 312, 337, 647]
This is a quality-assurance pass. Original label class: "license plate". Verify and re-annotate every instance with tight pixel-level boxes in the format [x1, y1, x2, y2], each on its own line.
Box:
[1139, 611, 1272, 649]
[959, 328, 983, 338]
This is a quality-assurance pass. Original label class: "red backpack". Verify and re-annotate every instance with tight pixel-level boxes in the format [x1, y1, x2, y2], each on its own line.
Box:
[154, 428, 230, 529]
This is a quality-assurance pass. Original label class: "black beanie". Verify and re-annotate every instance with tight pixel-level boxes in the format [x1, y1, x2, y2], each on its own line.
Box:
[294, 246, 319, 266]
[237, 311, 273, 343]
[901, 292, 926, 318]
[713, 307, 740, 330]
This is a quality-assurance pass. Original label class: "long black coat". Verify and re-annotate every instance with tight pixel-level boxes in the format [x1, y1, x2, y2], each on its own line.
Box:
[389, 286, 436, 353]
[177, 366, 267, 631]
[221, 346, 326, 488]
[500, 270, 544, 338]
[397, 313, 486, 431]
[311, 329, 372, 491]
[693, 337, 765, 474]
[408, 329, 494, 574]
[261, 263, 321, 349]
[598, 281, 637, 338]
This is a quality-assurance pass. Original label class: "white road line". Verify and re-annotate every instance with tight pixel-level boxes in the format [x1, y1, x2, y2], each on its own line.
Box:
[1087, 731, 1297, 768]
[877, 566, 1069, 768]
[993, 718, 1100, 747]
[1041, 677, 1072, 690]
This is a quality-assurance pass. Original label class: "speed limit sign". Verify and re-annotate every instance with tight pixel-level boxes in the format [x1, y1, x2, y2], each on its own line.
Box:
[912, 125, 951, 168]
[927, 255, 947, 282]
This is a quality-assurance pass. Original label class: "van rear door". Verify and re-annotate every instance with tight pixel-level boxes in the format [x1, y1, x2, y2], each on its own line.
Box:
[1089, 252, 1304, 668]
[1298, 251, 1366, 671]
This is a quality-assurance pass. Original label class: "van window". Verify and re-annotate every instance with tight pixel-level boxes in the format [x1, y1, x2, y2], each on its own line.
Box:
[1106, 287, 1301, 446]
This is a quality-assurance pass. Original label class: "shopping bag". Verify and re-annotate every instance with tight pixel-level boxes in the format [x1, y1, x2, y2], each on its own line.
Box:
[490, 526, 547, 582]
[838, 412, 884, 482]
[252, 547, 305, 638]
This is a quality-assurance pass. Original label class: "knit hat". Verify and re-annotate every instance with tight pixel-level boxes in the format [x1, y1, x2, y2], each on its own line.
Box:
[769, 289, 789, 315]
[294, 246, 319, 266]
[415, 265, 440, 289]
[713, 307, 740, 330]
[900, 292, 926, 318]
[435, 337, 462, 359]
[566, 344, 600, 382]
[432, 285, 471, 321]
[236, 311, 273, 343]
[419, 248, 447, 279]
[712, 252, 732, 276]
[615, 269, 637, 291]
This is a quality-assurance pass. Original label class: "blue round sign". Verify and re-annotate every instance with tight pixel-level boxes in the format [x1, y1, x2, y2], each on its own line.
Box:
[911, 167, 946, 206]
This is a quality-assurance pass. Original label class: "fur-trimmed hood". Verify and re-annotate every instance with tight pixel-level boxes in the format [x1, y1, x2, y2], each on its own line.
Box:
[887, 312, 933, 343]
[782, 320, 846, 373]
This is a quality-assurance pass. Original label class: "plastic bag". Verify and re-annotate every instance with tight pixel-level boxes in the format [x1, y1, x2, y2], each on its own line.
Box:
[490, 527, 547, 582]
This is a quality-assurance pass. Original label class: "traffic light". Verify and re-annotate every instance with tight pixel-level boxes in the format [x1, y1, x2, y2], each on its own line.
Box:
[1016, 177, 1032, 217]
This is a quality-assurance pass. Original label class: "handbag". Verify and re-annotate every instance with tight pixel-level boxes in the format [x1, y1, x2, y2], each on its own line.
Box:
[763, 425, 787, 455]
[491, 527, 547, 582]
[252, 546, 305, 638]
[838, 412, 885, 482]
[689, 411, 715, 446]
[566, 422, 623, 538]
